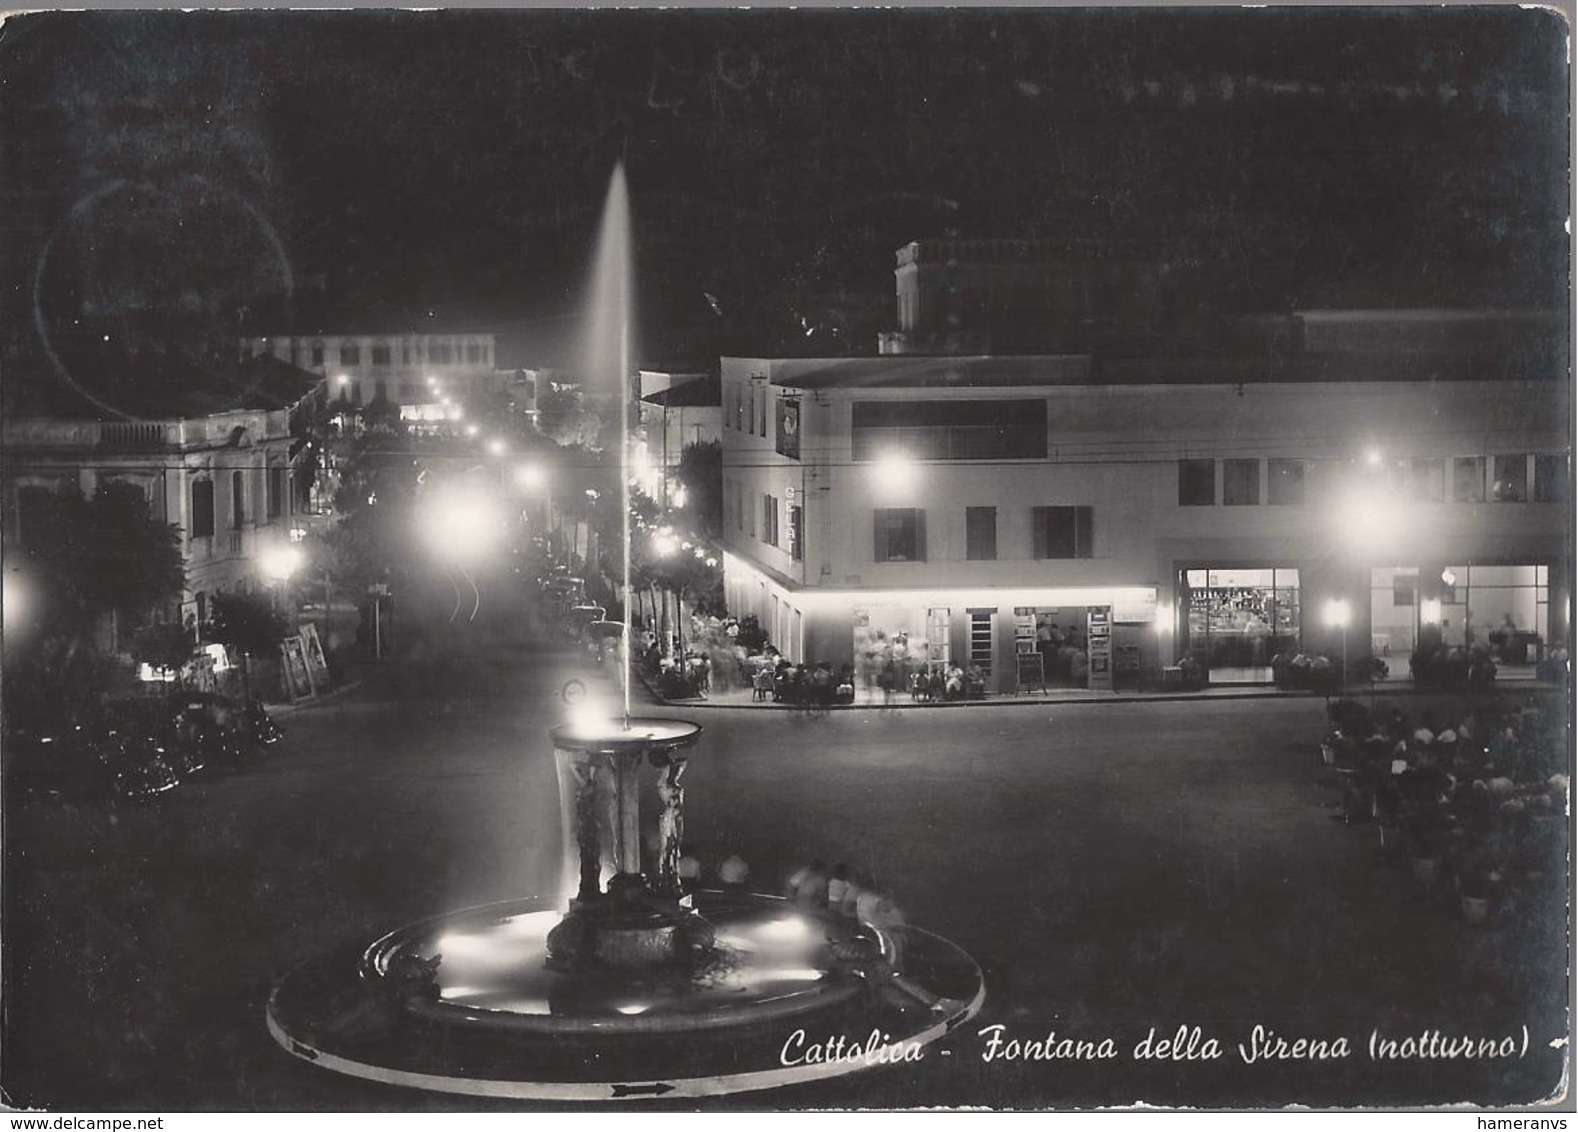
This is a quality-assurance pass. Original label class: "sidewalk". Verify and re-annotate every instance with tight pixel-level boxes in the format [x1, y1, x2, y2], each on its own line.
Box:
[639, 671, 1562, 711]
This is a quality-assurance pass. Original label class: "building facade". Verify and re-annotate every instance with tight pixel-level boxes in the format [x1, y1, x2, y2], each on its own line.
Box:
[3, 363, 325, 638]
[720, 351, 1570, 692]
[241, 331, 504, 431]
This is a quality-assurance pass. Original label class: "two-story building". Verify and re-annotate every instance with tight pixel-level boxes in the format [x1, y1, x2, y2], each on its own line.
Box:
[3, 355, 326, 639]
[720, 339, 1570, 692]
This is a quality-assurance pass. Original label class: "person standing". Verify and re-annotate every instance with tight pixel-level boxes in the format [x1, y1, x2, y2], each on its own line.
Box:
[827, 863, 852, 911]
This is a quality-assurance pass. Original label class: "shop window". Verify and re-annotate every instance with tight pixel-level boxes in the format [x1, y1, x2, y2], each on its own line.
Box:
[1410, 458, 1445, 501]
[874, 508, 925, 562]
[1032, 506, 1093, 559]
[191, 479, 215, 538]
[969, 610, 994, 677]
[1223, 459, 1260, 506]
[1534, 454, 1567, 502]
[1452, 456, 1486, 502]
[1267, 459, 1305, 505]
[966, 506, 997, 560]
[1491, 455, 1528, 502]
[1178, 459, 1215, 506]
[339, 344, 361, 366]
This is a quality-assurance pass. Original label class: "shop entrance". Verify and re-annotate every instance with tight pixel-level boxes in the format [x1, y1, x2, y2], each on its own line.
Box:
[1180, 567, 1302, 684]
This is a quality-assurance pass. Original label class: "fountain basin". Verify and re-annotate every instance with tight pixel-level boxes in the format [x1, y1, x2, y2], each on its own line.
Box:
[266, 891, 985, 1100]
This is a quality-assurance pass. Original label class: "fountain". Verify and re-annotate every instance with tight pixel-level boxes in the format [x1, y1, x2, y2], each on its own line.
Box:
[265, 165, 984, 1100]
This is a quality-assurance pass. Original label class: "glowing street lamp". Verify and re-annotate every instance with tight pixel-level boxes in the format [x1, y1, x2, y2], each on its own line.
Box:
[487, 437, 508, 458]
[258, 543, 305, 585]
[1322, 599, 1352, 687]
[869, 450, 918, 499]
[514, 463, 548, 492]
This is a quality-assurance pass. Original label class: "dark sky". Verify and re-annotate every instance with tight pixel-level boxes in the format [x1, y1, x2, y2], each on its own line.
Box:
[1, 6, 1569, 370]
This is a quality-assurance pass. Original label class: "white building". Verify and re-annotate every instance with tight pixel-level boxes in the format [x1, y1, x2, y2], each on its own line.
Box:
[720, 341, 1570, 692]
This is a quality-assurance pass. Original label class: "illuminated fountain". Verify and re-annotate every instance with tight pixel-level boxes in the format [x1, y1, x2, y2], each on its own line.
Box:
[266, 166, 983, 1100]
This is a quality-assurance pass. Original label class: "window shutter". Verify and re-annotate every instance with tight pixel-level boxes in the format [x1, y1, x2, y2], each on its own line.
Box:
[873, 511, 888, 562]
[914, 508, 927, 562]
[1031, 506, 1048, 560]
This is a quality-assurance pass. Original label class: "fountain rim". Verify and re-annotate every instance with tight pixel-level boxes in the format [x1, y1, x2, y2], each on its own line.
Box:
[549, 717, 702, 754]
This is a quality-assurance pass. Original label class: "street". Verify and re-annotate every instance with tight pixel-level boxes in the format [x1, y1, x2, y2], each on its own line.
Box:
[3, 569, 1567, 1110]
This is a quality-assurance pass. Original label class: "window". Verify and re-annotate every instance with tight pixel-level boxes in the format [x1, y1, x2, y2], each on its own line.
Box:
[1452, 456, 1485, 502]
[1534, 454, 1568, 502]
[852, 399, 1046, 461]
[231, 470, 246, 527]
[1267, 459, 1305, 505]
[371, 343, 391, 366]
[1410, 458, 1445, 501]
[433, 344, 454, 364]
[339, 344, 360, 366]
[311, 343, 324, 366]
[466, 344, 482, 364]
[1032, 506, 1094, 559]
[763, 494, 780, 547]
[756, 385, 767, 436]
[1178, 459, 1215, 506]
[1223, 459, 1260, 506]
[789, 504, 804, 562]
[731, 384, 745, 431]
[191, 479, 215, 538]
[402, 344, 412, 364]
[267, 467, 283, 519]
[1491, 455, 1528, 502]
[1392, 574, 1416, 606]
[874, 508, 925, 562]
[966, 506, 997, 560]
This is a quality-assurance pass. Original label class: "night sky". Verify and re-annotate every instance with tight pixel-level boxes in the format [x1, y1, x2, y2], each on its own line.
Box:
[1, 7, 1569, 372]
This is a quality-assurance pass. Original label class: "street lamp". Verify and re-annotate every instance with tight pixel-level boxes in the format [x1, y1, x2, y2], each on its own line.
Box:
[487, 437, 508, 458]
[1322, 598, 1351, 688]
[869, 450, 918, 499]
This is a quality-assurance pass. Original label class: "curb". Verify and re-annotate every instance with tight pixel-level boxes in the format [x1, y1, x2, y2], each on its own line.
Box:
[268, 677, 367, 716]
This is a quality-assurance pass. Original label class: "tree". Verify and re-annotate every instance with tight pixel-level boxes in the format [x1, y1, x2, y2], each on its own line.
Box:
[673, 440, 723, 541]
[4, 481, 185, 723]
[535, 384, 602, 449]
[208, 590, 289, 699]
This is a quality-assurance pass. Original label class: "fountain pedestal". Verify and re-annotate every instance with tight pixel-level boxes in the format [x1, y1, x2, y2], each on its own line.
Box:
[544, 718, 713, 969]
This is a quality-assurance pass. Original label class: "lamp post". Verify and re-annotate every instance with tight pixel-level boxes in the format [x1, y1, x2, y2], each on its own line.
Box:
[1322, 598, 1351, 692]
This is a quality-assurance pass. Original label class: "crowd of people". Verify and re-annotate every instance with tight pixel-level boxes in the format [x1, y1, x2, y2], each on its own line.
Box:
[1319, 695, 1566, 923]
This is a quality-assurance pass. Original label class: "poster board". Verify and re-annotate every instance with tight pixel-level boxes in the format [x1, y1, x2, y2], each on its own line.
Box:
[1015, 651, 1045, 695]
[280, 636, 315, 701]
[300, 622, 330, 692]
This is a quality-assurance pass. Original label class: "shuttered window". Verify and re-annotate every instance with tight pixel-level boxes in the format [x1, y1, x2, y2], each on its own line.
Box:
[1031, 506, 1093, 559]
[873, 508, 926, 562]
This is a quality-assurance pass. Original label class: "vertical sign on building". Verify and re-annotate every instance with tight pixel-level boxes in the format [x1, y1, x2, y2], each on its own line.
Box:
[775, 397, 801, 459]
[1087, 605, 1113, 692]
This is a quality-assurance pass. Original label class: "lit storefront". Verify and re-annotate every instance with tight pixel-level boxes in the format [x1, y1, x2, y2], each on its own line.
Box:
[1179, 567, 1302, 684]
